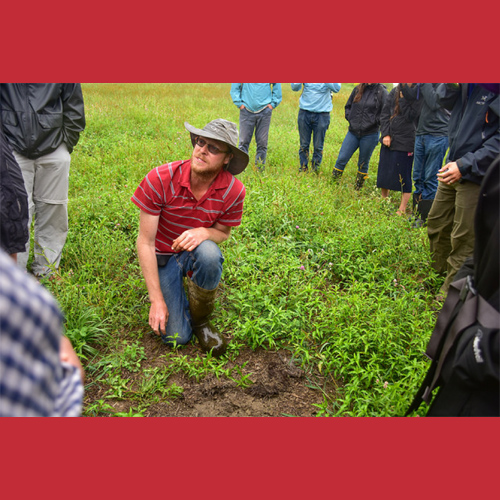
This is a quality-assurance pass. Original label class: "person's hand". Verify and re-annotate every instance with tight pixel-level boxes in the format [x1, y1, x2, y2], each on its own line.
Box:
[172, 228, 207, 252]
[240, 105, 245, 110]
[382, 135, 391, 147]
[60, 336, 85, 383]
[437, 162, 462, 185]
[267, 104, 273, 109]
[149, 300, 168, 336]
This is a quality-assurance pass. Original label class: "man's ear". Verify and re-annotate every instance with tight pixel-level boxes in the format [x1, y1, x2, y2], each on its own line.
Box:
[224, 153, 234, 166]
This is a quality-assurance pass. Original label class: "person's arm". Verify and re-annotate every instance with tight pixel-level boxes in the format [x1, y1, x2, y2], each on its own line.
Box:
[436, 83, 460, 110]
[379, 89, 393, 140]
[326, 83, 341, 93]
[171, 222, 231, 252]
[400, 83, 419, 101]
[230, 83, 244, 109]
[270, 83, 282, 109]
[61, 83, 86, 153]
[344, 88, 356, 121]
[136, 210, 168, 335]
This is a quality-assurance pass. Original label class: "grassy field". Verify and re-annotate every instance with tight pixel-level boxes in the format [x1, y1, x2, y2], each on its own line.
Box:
[41, 83, 442, 416]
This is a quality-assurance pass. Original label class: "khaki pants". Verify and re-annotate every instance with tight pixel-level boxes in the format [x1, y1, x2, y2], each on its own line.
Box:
[14, 143, 71, 277]
[427, 180, 480, 294]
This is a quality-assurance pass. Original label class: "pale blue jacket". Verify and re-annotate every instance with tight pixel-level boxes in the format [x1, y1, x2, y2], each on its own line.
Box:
[291, 83, 342, 113]
[230, 83, 282, 112]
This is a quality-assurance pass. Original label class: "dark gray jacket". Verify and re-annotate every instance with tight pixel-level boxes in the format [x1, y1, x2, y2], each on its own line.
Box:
[0, 83, 85, 159]
[437, 83, 499, 185]
[402, 83, 450, 136]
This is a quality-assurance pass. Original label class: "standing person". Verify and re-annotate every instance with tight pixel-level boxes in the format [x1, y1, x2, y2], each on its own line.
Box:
[132, 119, 248, 357]
[427, 83, 499, 298]
[376, 83, 422, 215]
[0, 84, 86, 278]
[332, 83, 388, 189]
[230, 83, 282, 171]
[291, 83, 341, 174]
[0, 248, 84, 417]
[401, 83, 451, 225]
[0, 127, 29, 263]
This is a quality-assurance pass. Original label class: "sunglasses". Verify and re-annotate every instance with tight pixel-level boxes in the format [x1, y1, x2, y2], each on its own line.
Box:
[195, 136, 230, 155]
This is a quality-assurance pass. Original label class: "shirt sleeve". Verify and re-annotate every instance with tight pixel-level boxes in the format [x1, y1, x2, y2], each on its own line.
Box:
[271, 83, 282, 108]
[230, 83, 244, 108]
[131, 167, 166, 215]
[326, 83, 341, 93]
[218, 183, 246, 227]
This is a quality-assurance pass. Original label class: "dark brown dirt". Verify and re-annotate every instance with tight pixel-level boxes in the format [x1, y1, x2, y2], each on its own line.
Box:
[84, 331, 338, 417]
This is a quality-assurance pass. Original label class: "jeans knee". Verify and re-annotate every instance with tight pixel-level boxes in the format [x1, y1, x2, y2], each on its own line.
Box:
[191, 240, 223, 288]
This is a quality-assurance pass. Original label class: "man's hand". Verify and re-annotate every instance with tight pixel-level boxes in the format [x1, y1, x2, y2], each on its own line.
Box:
[172, 227, 209, 252]
[437, 162, 462, 185]
[382, 135, 391, 147]
[149, 300, 168, 336]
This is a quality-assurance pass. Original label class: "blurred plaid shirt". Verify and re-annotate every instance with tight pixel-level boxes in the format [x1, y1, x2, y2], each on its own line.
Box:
[0, 250, 83, 417]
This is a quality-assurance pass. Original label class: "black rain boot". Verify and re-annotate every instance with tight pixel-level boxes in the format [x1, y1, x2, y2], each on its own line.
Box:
[186, 279, 228, 357]
[332, 168, 343, 181]
[354, 172, 367, 191]
[412, 199, 433, 228]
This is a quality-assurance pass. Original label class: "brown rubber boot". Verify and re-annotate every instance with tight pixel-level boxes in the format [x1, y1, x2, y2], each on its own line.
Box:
[186, 278, 228, 357]
[354, 172, 367, 190]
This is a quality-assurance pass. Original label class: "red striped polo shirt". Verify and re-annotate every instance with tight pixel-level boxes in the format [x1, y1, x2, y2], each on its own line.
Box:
[131, 159, 246, 254]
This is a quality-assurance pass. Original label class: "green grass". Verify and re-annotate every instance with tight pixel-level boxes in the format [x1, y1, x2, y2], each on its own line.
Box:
[43, 83, 440, 417]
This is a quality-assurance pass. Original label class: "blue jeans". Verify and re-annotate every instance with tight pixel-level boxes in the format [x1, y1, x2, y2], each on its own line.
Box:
[157, 240, 224, 345]
[239, 106, 273, 167]
[333, 131, 379, 175]
[298, 109, 331, 171]
[412, 134, 449, 200]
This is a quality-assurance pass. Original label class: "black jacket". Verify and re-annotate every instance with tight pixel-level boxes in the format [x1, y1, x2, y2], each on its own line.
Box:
[436, 83, 499, 185]
[380, 86, 422, 152]
[345, 83, 388, 136]
[0, 83, 86, 159]
[0, 128, 29, 254]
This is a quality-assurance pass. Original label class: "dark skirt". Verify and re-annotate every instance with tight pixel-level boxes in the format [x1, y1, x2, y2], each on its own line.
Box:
[376, 146, 414, 193]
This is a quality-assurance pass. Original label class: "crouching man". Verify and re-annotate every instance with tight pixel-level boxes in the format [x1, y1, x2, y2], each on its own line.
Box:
[131, 119, 248, 357]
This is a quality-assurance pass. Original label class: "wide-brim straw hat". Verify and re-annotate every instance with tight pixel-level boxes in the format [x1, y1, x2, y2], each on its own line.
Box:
[185, 119, 249, 175]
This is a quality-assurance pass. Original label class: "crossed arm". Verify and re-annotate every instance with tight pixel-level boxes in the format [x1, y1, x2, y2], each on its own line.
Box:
[136, 210, 231, 335]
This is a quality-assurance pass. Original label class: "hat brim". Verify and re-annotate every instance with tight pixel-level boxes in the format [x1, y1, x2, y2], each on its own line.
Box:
[185, 122, 249, 175]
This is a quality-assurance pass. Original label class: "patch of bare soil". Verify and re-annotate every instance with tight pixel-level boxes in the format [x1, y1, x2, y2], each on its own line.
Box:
[85, 332, 338, 417]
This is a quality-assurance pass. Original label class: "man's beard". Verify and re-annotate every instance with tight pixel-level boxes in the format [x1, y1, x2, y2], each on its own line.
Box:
[191, 154, 225, 179]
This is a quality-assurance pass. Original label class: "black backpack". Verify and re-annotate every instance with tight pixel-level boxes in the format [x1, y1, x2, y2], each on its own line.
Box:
[406, 275, 499, 416]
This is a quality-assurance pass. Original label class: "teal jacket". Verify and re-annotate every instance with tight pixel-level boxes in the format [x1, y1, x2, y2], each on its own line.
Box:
[291, 83, 341, 113]
[230, 83, 282, 112]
